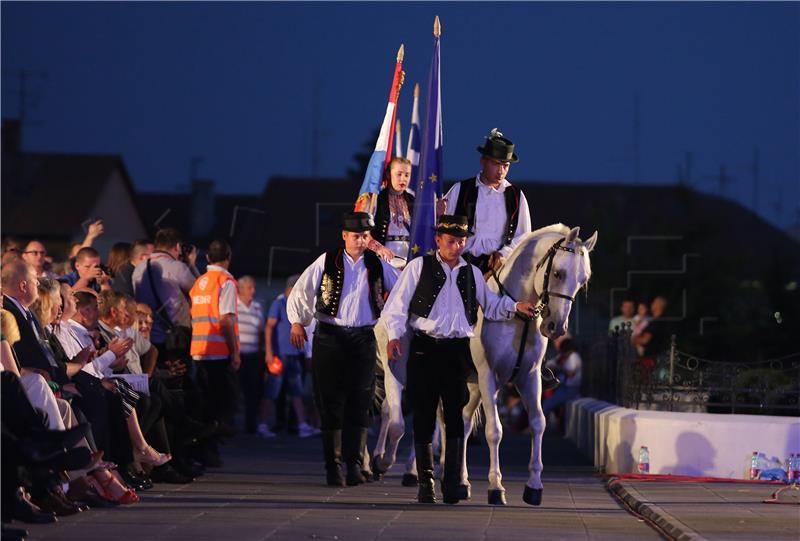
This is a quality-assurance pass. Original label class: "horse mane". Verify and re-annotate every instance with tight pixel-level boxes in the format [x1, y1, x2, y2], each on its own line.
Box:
[530, 223, 571, 238]
[500, 223, 588, 301]
[503, 224, 570, 270]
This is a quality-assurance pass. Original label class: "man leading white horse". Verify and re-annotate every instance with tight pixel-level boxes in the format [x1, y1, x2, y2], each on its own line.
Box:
[380, 215, 536, 504]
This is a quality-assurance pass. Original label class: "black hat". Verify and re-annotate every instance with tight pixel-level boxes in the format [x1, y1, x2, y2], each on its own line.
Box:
[434, 215, 473, 237]
[476, 128, 519, 163]
[341, 211, 375, 232]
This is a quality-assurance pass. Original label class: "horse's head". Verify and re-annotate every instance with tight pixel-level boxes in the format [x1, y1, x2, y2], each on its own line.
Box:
[534, 226, 597, 339]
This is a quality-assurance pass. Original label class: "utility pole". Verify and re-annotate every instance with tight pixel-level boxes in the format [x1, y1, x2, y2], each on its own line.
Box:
[190, 156, 205, 181]
[751, 146, 759, 213]
[717, 164, 734, 196]
[11, 68, 47, 150]
[684, 151, 693, 186]
[633, 93, 641, 184]
[677, 151, 693, 187]
[311, 74, 321, 177]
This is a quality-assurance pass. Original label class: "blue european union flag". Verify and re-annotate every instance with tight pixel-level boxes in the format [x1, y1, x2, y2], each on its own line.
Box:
[408, 33, 443, 259]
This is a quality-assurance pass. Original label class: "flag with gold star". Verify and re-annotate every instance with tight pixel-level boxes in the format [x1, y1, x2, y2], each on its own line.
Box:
[408, 16, 443, 259]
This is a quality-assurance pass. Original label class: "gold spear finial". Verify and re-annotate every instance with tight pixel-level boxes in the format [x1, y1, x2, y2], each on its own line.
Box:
[433, 16, 441, 38]
[414, 83, 420, 98]
[397, 44, 405, 62]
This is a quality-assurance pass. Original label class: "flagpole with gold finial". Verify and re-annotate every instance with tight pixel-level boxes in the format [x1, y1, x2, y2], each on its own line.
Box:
[434, 14, 441, 38]
[355, 43, 406, 214]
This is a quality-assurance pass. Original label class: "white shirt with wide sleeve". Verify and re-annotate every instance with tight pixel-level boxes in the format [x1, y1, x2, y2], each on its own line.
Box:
[66, 319, 117, 379]
[287, 251, 400, 328]
[443, 176, 532, 258]
[380, 253, 518, 341]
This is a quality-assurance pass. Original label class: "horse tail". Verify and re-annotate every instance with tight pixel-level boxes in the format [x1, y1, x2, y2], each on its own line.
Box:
[471, 403, 484, 434]
[372, 366, 386, 417]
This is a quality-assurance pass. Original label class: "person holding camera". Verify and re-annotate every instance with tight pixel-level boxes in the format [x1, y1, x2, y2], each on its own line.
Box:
[132, 228, 199, 356]
[58, 247, 112, 293]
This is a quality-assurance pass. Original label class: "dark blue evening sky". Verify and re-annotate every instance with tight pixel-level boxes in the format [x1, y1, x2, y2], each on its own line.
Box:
[2, 2, 798, 228]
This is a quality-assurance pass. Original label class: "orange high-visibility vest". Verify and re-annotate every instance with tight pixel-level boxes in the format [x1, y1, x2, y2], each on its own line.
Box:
[190, 268, 239, 359]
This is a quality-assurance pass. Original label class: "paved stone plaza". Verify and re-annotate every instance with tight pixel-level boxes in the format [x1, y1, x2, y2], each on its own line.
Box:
[19, 429, 800, 540]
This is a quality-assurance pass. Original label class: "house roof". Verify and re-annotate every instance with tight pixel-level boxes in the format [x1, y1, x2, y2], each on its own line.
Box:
[1, 151, 146, 241]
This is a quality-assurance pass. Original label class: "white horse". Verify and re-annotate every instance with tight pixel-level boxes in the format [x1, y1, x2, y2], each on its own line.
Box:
[371, 224, 596, 505]
[463, 224, 596, 505]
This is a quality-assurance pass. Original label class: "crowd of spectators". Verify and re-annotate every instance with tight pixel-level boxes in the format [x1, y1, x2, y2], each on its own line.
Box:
[1, 224, 318, 540]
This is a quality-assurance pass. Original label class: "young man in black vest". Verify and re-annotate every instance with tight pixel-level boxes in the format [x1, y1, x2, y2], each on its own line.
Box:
[381, 215, 536, 504]
[287, 212, 400, 487]
[438, 129, 532, 274]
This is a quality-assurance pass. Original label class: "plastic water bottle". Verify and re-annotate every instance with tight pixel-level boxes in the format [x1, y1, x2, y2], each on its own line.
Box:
[638, 446, 650, 474]
[749, 451, 760, 480]
[792, 454, 800, 484]
[786, 454, 795, 483]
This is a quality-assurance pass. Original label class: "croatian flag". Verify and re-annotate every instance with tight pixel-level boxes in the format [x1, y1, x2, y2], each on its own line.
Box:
[408, 17, 443, 259]
[406, 83, 421, 195]
[354, 44, 405, 216]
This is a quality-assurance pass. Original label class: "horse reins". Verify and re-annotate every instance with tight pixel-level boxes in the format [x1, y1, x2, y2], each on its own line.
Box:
[490, 237, 583, 383]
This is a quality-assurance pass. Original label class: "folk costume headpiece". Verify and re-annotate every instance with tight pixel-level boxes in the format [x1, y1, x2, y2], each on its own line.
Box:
[476, 128, 519, 163]
[434, 215, 473, 238]
[341, 211, 375, 232]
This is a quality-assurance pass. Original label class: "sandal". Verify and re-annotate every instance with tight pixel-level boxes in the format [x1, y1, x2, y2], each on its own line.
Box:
[136, 445, 171, 467]
[89, 471, 139, 505]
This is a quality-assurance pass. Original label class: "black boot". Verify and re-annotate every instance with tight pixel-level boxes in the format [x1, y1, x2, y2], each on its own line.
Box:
[442, 438, 465, 504]
[322, 430, 345, 487]
[415, 443, 436, 503]
[343, 428, 368, 486]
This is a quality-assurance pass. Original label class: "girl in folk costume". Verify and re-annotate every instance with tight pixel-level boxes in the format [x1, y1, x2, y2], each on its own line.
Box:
[368, 157, 415, 269]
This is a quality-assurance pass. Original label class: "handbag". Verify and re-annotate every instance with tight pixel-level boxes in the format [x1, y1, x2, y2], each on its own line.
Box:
[146, 259, 192, 357]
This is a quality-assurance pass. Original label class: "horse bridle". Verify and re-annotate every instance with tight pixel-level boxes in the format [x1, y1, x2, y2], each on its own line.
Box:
[491, 237, 583, 319]
[490, 237, 585, 384]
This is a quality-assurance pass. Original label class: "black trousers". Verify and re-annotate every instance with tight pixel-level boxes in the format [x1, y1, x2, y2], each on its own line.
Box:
[238, 352, 265, 433]
[195, 359, 239, 427]
[311, 323, 375, 431]
[407, 332, 472, 444]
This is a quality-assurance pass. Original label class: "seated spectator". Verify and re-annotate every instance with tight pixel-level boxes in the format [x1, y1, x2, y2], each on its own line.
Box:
[112, 239, 153, 297]
[58, 247, 111, 293]
[608, 298, 635, 333]
[136, 302, 154, 340]
[21, 240, 58, 280]
[542, 338, 583, 422]
[1, 261, 71, 431]
[30, 280, 139, 508]
[98, 290, 202, 484]
[54, 290, 171, 474]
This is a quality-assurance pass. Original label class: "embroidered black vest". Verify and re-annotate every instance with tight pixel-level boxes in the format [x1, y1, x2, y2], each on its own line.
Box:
[372, 188, 415, 244]
[453, 178, 521, 250]
[315, 248, 386, 320]
[408, 255, 478, 326]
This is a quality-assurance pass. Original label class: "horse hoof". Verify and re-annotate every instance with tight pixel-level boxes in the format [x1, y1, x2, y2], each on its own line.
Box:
[522, 486, 543, 506]
[488, 489, 507, 506]
[401, 473, 418, 487]
[458, 484, 471, 501]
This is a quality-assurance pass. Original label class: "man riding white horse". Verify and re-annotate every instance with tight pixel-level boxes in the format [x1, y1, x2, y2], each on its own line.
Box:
[438, 128, 532, 275]
[380, 215, 536, 504]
